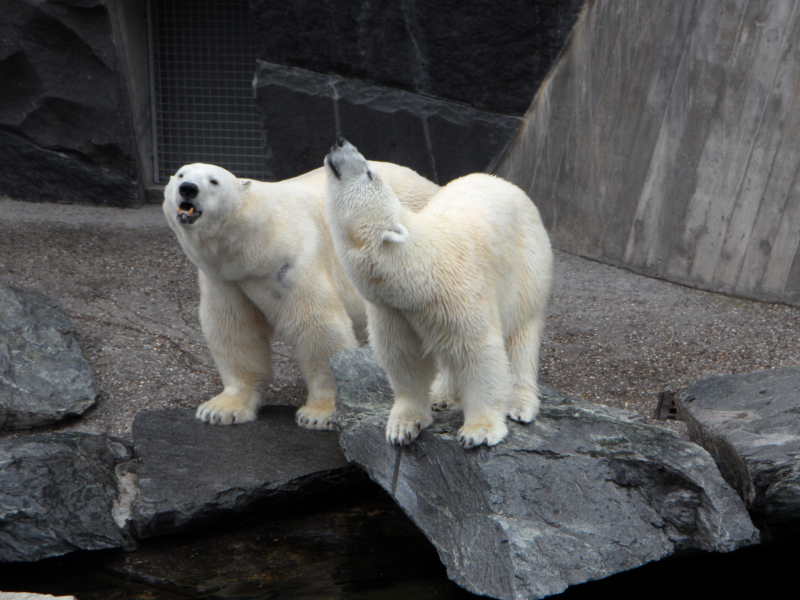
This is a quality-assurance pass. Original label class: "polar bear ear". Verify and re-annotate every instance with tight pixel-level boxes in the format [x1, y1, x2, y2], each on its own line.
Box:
[241, 180, 251, 191]
[366, 168, 376, 182]
[381, 223, 409, 244]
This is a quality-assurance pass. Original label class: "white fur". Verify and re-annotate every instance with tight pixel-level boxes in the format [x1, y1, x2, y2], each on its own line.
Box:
[324, 140, 553, 448]
[163, 161, 438, 430]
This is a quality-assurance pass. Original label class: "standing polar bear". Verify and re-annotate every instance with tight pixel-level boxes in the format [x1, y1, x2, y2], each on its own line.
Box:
[163, 161, 438, 430]
[324, 138, 553, 448]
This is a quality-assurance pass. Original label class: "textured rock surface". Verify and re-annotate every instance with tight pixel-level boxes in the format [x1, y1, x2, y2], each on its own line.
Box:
[253, 61, 521, 183]
[250, 0, 585, 116]
[130, 407, 363, 538]
[0, 433, 131, 562]
[332, 348, 759, 600]
[0, 281, 97, 431]
[0, 0, 139, 206]
[677, 367, 800, 529]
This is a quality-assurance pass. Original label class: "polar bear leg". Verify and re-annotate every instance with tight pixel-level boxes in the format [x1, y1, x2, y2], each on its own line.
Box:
[506, 317, 545, 423]
[431, 365, 460, 411]
[456, 338, 513, 448]
[368, 304, 436, 445]
[286, 302, 359, 431]
[196, 272, 273, 425]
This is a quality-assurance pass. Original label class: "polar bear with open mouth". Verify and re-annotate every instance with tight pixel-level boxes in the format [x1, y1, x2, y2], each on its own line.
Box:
[163, 161, 438, 430]
[324, 138, 553, 448]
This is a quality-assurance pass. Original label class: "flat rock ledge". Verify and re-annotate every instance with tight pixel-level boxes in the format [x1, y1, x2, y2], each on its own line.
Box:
[0, 282, 97, 431]
[1, 407, 363, 562]
[332, 348, 759, 600]
[0, 433, 131, 563]
[677, 367, 800, 534]
[130, 407, 364, 539]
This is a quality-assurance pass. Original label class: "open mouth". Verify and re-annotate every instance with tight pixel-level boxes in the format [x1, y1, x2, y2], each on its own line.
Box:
[177, 201, 202, 225]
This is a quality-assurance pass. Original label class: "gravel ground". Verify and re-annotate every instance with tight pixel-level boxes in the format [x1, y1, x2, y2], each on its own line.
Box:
[2, 197, 799, 441]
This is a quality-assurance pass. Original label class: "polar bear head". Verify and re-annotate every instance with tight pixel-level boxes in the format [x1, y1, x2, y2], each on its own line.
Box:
[324, 138, 409, 244]
[163, 163, 248, 228]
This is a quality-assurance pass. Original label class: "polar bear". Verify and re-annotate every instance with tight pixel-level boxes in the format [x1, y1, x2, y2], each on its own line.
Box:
[163, 161, 439, 430]
[324, 138, 553, 448]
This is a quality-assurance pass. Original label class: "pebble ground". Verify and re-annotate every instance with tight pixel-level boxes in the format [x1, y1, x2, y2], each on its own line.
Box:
[2, 198, 799, 441]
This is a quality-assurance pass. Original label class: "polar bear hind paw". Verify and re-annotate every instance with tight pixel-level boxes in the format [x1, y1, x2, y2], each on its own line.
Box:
[432, 397, 458, 411]
[296, 405, 336, 430]
[196, 394, 258, 425]
[385, 407, 434, 445]
[458, 420, 508, 449]
[507, 387, 540, 423]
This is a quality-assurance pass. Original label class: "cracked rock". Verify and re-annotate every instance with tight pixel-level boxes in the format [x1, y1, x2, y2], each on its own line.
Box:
[130, 407, 364, 538]
[0, 433, 131, 562]
[677, 367, 800, 535]
[0, 281, 97, 431]
[332, 348, 759, 600]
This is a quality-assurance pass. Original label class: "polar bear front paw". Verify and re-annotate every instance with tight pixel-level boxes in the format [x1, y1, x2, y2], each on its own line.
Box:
[196, 393, 258, 425]
[296, 404, 335, 430]
[385, 405, 434, 445]
[458, 420, 508, 449]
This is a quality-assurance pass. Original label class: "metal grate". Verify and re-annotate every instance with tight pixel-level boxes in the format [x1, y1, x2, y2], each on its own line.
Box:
[148, 0, 268, 182]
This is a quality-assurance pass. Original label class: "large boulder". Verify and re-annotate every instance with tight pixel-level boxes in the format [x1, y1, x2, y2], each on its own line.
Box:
[130, 407, 364, 538]
[0, 282, 97, 431]
[0, 0, 139, 206]
[332, 348, 759, 600]
[254, 61, 521, 183]
[0, 433, 131, 562]
[677, 367, 800, 535]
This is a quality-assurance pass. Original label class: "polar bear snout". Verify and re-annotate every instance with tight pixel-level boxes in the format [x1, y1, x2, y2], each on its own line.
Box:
[325, 137, 372, 183]
[179, 181, 199, 199]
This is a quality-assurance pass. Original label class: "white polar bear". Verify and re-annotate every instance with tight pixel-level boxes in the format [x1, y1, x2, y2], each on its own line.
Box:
[163, 161, 439, 430]
[324, 139, 553, 448]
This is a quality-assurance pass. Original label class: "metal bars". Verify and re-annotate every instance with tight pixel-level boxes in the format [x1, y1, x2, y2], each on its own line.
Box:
[149, 0, 268, 182]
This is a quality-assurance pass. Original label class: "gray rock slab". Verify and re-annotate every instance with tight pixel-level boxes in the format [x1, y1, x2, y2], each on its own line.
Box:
[0, 281, 97, 431]
[332, 348, 759, 600]
[130, 407, 363, 539]
[0, 433, 131, 562]
[253, 61, 521, 184]
[677, 367, 800, 528]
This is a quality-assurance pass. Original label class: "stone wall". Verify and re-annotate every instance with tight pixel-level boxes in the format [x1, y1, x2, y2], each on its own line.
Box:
[496, 0, 800, 307]
[0, 0, 141, 207]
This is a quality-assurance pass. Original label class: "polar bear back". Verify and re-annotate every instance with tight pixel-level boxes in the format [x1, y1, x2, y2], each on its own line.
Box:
[287, 161, 439, 213]
[425, 174, 550, 311]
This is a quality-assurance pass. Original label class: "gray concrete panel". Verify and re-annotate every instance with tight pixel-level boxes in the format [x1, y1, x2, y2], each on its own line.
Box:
[496, 0, 800, 306]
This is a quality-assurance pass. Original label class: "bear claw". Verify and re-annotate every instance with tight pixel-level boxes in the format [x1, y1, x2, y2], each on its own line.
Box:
[458, 422, 508, 449]
[295, 406, 335, 431]
[385, 408, 433, 445]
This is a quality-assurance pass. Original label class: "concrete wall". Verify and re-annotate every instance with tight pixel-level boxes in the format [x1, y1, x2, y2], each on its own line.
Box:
[496, 0, 800, 306]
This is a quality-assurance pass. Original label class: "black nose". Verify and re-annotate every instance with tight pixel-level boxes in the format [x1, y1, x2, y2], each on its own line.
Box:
[179, 182, 199, 198]
[336, 137, 347, 147]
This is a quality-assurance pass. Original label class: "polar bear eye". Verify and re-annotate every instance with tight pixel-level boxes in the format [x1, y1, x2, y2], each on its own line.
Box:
[178, 173, 183, 178]
[210, 179, 219, 185]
